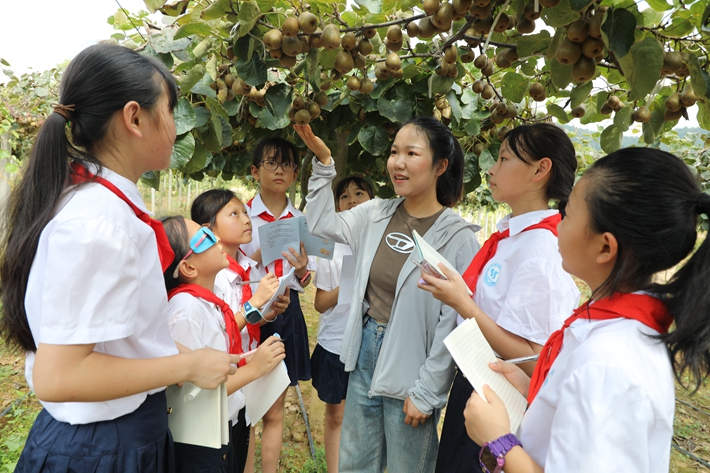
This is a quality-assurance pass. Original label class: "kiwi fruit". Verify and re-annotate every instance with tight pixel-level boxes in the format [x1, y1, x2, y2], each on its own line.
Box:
[282, 17, 300, 37]
[319, 80, 331, 91]
[600, 102, 613, 115]
[341, 32, 357, 51]
[224, 74, 235, 88]
[263, 28, 283, 50]
[567, 19, 590, 43]
[346, 75, 361, 91]
[406, 22, 420, 38]
[633, 106, 651, 123]
[330, 69, 343, 81]
[606, 95, 621, 111]
[309, 29, 323, 48]
[589, 10, 604, 39]
[418, 17, 437, 38]
[571, 56, 596, 83]
[461, 48, 475, 63]
[472, 80, 484, 94]
[494, 103, 507, 115]
[516, 18, 535, 34]
[495, 53, 512, 69]
[233, 78, 251, 95]
[448, 65, 458, 78]
[392, 68, 405, 79]
[384, 52, 401, 72]
[358, 38, 374, 56]
[581, 37, 604, 58]
[453, 0, 473, 13]
[481, 84, 495, 100]
[298, 12, 319, 35]
[664, 107, 683, 121]
[529, 82, 546, 101]
[665, 92, 682, 112]
[504, 104, 518, 119]
[490, 111, 505, 124]
[474, 54, 489, 70]
[375, 65, 390, 81]
[292, 96, 306, 110]
[359, 78, 374, 94]
[444, 46, 458, 64]
[676, 64, 690, 79]
[294, 109, 311, 125]
[469, 4, 491, 18]
[473, 0, 490, 6]
[556, 39, 582, 66]
[524, 3, 541, 21]
[307, 102, 321, 119]
[321, 24, 341, 50]
[504, 48, 519, 63]
[423, 0, 441, 15]
[270, 48, 283, 59]
[497, 126, 510, 140]
[282, 35, 303, 57]
[571, 105, 586, 118]
[385, 39, 403, 53]
[436, 61, 450, 77]
[433, 2, 454, 30]
[353, 54, 367, 70]
[494, 13, 510, 32]
[473, 15, 494, 34]
[334, 50, 355, 74]
[387, 25, 403, 43]
[299, 36, 311, 54]
[661, 51, 683, 75]
[362, 24, 377, 39]
[681, 83, 699, 107]
[314, 91, 329, 106]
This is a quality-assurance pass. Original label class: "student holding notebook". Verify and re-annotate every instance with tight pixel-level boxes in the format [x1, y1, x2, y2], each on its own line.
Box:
[418, 124, 580, 473]
[297, 120, 480, 473]
[463, 148, 708, 472]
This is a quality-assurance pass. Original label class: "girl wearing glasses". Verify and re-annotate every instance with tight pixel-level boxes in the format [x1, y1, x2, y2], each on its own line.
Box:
[161, 217, 286, 473]
[2, 44, 238, 472]
[191, 188, 291, 473]
[240, 137, 315, 473]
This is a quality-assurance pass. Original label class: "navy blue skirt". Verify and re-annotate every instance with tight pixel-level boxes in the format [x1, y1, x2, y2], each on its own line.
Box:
[311, 343, 349, 404]
[16, 392, 174, 473]
[260, 289, 311, 386]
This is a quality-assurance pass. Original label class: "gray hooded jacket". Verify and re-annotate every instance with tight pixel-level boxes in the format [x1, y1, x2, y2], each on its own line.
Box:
[306, 157, 480, 414]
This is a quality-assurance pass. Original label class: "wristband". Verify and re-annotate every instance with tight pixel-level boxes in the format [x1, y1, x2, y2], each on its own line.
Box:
[299, 270, 312, 285]
[243, 300, 262, 325]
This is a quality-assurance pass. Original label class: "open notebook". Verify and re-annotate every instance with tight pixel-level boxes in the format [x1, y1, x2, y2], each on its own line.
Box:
[260, 268, 295, 315]
[412, 230, 472, 297]
[242, 360, 290, 424]
[444, 318, 528, 433]
[166, 382, 229, 449]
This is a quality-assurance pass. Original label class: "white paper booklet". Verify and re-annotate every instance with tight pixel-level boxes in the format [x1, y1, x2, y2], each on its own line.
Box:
[166, 382, 229, 449]
[444, 318, 528, 433]
[336, 255, 356, 305]
[260, 268, 295, 314]
[242, 360, 290, 424]
[412, 229, 472, 296]
[258, 216, 335, 266]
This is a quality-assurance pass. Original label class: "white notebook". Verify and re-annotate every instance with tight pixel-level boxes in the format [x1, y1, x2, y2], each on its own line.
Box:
[242, 360, 290, 424]
[444, 318, 528, 433]
[260, 268, 295, 315]
[412, 230, 472, 296]
[166, 382, 229, 449]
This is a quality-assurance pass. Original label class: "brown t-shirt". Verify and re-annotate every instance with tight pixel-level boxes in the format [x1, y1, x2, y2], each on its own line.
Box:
[365, 203, 445, 324]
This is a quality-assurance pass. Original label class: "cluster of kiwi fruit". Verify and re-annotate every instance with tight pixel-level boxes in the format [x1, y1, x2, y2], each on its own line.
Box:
[262, 13, 323, 68]
[433, 95, 454, 122]
[222, 73, 268, 107]
[374, 25, 407, 81]
[663, 83, 699, 122]
[554, 8, 606, 84]
[287, 90, 330, 125]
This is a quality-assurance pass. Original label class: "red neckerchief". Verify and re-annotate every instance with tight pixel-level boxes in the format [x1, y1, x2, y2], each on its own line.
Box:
[247, 197, 294, 277]
[227, 253, 260, 349]
[462, 213, 562, 295]
[168, 284, 246, 367]
[70, 163, 174, 272]
[527, 293, 673, 404]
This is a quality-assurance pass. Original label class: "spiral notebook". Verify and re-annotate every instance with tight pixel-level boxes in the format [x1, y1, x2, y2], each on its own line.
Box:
[166, 382, 229, 449]
[444, 318, 528, 433]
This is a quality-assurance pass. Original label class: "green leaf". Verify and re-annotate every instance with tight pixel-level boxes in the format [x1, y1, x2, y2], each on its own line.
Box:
[602, 8, 636, 58]
[645, 0, 671, 11]
[354, 0, 383, 14]
[430, 75, 455, 96]
[257, 105, 290, 131]
[377, 97, 413, 124]
[664, 10, 693, 38]
[205, 96, 229, 120]
[702, 4, 710, 33]
[569, 0, 591, 10]
[600, 124, 622, 153]
[319, 49, 338, 71]
[237, 1, 262, 37]
[194, 106, 211, 128]
[236, 54, 267, 87]
[150, 28, 191, 54]
[174, 22, 213, 40]
[358, 126, 390, 155]
[465, 118, 480, 136]
[4, 162, 19, 174]
[501, 72, 530, 103]
[190, 73, 217, 98]
[184, 139, 212, 174]
[174, 97, 196, 135]
[159, 0, 190, 16]
[446, 91, 462, 122]
[305, 49, 320, 83]
[171, 132, 196, 168]
[546, 28, 566, 61]
[516, 30, 551, 58]
[697, 100, 710, 130]
[144, 0, 167, 13]
[687, 53, 710, 99]
[141, 171, 161, 189]
[478, 147, 495, 172]
[541, 0, 583, 27]
[34, 87, 48, 97]
[264, 83, 292, 119]
[547, 103, 569, 124]
[550, 59, 572, 89]
[201, 0, 231, 20]
[570, 82, 593, 108]
[613, 106, 633, 132]
[179, 64, 205, 94]
[223, 100, 239, 116]
[616, 37, 662, 101]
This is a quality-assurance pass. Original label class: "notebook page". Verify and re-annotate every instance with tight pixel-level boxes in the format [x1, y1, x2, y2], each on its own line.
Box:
[444, 318, 528, 432]
[242, 360, 290, 424]
[412, 230, 472, 296]
[166, 382, 227, 449]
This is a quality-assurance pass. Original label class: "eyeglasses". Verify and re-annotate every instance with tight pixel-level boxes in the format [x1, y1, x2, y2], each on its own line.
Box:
[258, 160, 298, 172]
[172, 227, 218, 278]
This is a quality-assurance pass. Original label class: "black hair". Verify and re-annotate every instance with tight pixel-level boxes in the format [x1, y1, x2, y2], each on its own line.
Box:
[191, 189, 238, 228]
[160, 216, 191, 293]
[0, 44, 178, 352]
[400, 117, 464, 208]
[582, 147, 710, 389]
[503, 123, 577, 206]
[251, 137, 300, 169]
[334, 175, 375, 206]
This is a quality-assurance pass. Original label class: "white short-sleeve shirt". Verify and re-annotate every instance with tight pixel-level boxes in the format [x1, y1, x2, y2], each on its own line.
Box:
[314, 242, 352, 355]
[24, 166, 178, 425]
[460, 210, 580, 345]
[168, 293, 246, 422]
[518, 316, 675, 471]
[241, 194, 316, 292]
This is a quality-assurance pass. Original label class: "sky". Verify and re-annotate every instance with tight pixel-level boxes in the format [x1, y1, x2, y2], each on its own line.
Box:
[0, 0, 152, 81]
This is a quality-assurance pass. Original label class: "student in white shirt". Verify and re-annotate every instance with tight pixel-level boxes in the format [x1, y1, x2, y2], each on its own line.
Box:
[1, 44, 238, 472]
[240, 138, 316, 473]
[191, 189, 290, 473]
[463, 148, 710, 472]
[418, 123, 580, 473]
[161, 216, 285, 473]
[311, 176, 374, 473]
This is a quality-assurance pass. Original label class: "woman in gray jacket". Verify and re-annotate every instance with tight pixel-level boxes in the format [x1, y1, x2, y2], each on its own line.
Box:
[296, 119, 480, 473]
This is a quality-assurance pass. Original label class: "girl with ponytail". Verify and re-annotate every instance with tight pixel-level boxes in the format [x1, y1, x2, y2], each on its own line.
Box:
[463, 148, 710, 472]
[0, 44, 238, 472]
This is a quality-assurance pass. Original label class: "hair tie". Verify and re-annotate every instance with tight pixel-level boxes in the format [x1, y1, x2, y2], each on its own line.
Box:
[51, 103, 75, 121]
[697, 192, 710, 215]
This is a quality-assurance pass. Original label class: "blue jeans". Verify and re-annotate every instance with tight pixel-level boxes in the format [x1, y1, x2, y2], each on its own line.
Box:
[339, 316, 440, 473]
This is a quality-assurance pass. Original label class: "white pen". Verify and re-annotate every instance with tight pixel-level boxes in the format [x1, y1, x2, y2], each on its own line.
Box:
[186, 386, 202, 401]
[504, 354, 540, 364]
[235, 280, 261, 285]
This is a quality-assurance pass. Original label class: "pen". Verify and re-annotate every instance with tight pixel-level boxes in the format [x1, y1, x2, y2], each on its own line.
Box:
[238, 338, 285, 359]
[186, 386, 202, 401]
[235, 280, 261, 285]
[503, 354, 540, 364]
